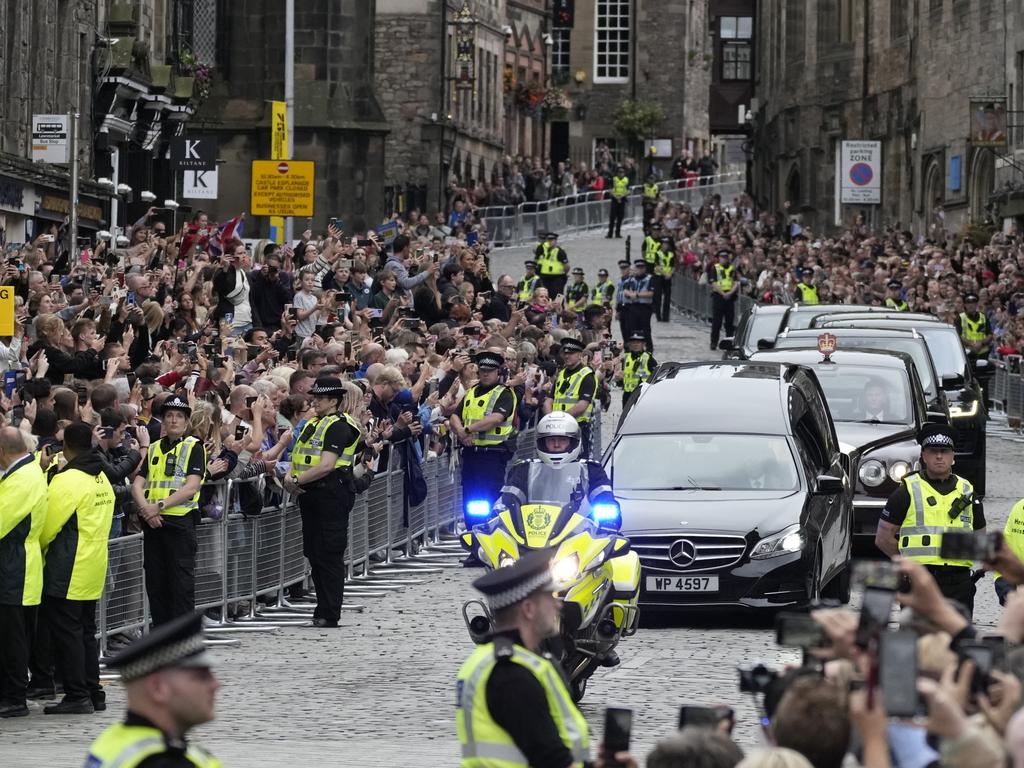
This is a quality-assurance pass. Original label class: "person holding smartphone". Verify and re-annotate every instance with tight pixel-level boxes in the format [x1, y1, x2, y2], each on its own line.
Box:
[456, 549, 590, 765]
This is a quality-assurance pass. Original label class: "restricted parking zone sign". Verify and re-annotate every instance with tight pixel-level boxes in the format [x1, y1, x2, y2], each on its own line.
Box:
[839, 141, 881, 204]
[250, 160, 315, 217]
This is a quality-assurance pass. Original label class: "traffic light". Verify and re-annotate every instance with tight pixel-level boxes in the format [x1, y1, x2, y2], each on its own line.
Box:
[553, 0, 574, 29]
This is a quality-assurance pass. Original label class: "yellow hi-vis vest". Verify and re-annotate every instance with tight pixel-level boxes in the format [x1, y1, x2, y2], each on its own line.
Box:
[145, 437, 202, 516]
[886, 297, 909, 311]
[643, 182, 658, 200]
[996, 499, 1024, 582]
[713, 263, 735, 291]
[290, 413, 361, 476]
[461, 384, 518, 447]
[623, 351, 653, 393]
[0, 458, 47, 606]
[589, 281, 613, 306]
[796, 282, 819, 305]
[611, 175, 630, 200]
[960, 312, 989, 345]
[654, 247, 674, 278]
[898, 473, 975, 568]
[643, 235, 660, 265]
[456, 641, 590, 767]
[537, 243, 566, 276]
[517, 275, 539, 302]
[86, 723, 223, 768]
[553, 366, 595, 423]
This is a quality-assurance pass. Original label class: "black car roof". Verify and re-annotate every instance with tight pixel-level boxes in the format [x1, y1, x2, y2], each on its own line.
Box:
[624, 361, 795, 435]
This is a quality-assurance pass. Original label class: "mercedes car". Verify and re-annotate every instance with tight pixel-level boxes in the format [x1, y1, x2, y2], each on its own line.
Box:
[606, 361, 854, 610]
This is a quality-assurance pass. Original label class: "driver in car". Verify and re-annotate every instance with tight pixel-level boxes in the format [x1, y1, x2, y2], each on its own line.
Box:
[857, 380, 890, 422]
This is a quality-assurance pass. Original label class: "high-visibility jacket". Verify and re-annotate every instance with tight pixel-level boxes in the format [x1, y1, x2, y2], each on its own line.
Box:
[897, 473, 975, 568]
[461, 384, 517, 447]
[589, 281, 614, 306]
[796, 282, 819, 305]
[567, 281, 589, 311]
[623, 351, 654, 393]
[517, 275, 539, 302]
[996, 499, 1024, 582]
[537, 243, 566, 276]
[456, 640, 590, 767]
[611, 175, 630, 200]
[886, 297, 909, 311]
[0, 458, 47, 605]
[960, 312, 989, 347]
[291, 413, 361, 477]
[41, 463, 115, 601]
[713, 263, 735, 292]
[552, 366, 595, 423]
[145, 437, 203, 516]
[643, 182, 658, 201]
[86, 723, 223, 768]
[653, 247, 674, 278]
[643, 235, 660, 265]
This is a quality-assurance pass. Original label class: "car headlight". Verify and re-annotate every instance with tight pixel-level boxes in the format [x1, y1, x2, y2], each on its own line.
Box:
[858, 459, 886, 487]
[591, 502, 621, 526]
[949, 400, 979, 418]
[498, 552, 516, 568]
[888, 460, 910, 483]
[465, 499, 492, 519]
[551, 553, 580, 584]
[750, 524, 805, 559]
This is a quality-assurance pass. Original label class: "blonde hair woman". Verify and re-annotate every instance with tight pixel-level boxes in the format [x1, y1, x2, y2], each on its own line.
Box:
[28, 313, 102, 384]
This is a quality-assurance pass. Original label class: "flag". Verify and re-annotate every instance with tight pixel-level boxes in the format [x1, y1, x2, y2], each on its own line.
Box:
[209, 214, 245, 255]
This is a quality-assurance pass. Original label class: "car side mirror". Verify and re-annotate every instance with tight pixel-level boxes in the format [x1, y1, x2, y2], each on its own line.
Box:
[941, 374, 965, 389]
[926, 411, 948, 425]
[814, 474, 844, 495]
[974, 358, 990, 369]
[756, 338, 775, 350]
[718, 337, 734, 351]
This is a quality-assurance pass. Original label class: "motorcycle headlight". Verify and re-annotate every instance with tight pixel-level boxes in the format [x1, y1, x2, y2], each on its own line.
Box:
[551, 553, 580, 584]
[858, 459, 886, 487]
[465, 499, 492, 519]
[750, 524, 805, 560]
[498, 552, 516, 568]
[888, 460, 911, 483]
[949, 400, 979, 418]
[591, 502, 621, 526]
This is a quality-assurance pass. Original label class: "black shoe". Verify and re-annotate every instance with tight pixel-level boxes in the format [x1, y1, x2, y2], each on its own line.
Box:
[26, 686, 57, 701]
[710, 343, 718, 350]
[91, 697, 106, 712]
[462, 554, 485, 568]
[44, 698, 95, 715]
[605, 234, 613, 239]
[615, 234, 623, 239]
[0, 703, 29, 718]
[311, 618, 339, 628]
[599, 650, 621, 668]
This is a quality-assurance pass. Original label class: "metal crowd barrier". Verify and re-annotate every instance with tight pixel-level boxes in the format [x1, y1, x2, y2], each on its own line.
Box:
[1004, 355, 1024, 423]
[96, 456, 466, 653]
[480, 172, 745, 249]
[670, 274, 756, 326]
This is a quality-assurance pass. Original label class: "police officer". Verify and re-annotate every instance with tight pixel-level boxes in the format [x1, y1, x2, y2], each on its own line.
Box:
[995, 498, 1024, 604]
[643, 222, 663, 267]
[624, 259, 655, 351]
[642, 174, 660, 229]
[517, 260, 540, 303]
[708, 248, 739, 351]
[39, 422, 115, 714]
[285, 377, 372, 628]
[589, 268, 615, 309]
[652, 236, 676, 323]
[566, 267, 589, 313]
[885, 280, 909, 311]
[85, 610, 223, 767]
[607, 165, 630, 239]
[956, 293, 993, 365]
[535, 232, 569, 298]
[131, 396, 206, 628]
[875, 423, 985, 616]
[544, 337, 598, 460]
[0, 427, 47, 719]
[619, 332, 657, 409]
[456, 548, 589, 767]
[794, 266, 819, 305]
[450, 351, 517, 528]
[614, 259, 632, 342]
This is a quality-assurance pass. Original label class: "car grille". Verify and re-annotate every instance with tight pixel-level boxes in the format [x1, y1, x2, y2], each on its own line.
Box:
[952, 422, 979, 454]
[630, 533, 748, 573]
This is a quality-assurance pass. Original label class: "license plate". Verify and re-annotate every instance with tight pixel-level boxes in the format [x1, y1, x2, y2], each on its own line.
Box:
[645, 575, 719, 592]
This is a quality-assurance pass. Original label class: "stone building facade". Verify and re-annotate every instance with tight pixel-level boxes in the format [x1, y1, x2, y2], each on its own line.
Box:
[753, 0, 1024, 235]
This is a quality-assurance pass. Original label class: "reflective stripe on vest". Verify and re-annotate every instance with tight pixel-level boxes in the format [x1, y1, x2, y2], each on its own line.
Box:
[960, 312, 988, 344]
[517, 276, 538, 302]
[553, 366, 594, 423]
[898, 474, 975, 567]
[643, 236, 659, 264]
[589, 281, 612, 306]
[885, 297, 909, 311]
[456, 642, 590, 767]
[623, 352, 652, 393]
[611, 176, 629, 199]
[797, 282, 819, 305]
[145, 437, 201, 516]
[714, 263, 734, 291]
[643, 183, 658, 199]
[537, 243, 566, 276]
[85, 723, 223, 768]
[290, 413, 360, 476]
[461, 385, 517, 447]
[654, 248, 674, 278]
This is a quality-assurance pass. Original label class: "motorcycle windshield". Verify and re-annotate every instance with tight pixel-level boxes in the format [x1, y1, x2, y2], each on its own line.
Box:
[525, 462, 590, 513]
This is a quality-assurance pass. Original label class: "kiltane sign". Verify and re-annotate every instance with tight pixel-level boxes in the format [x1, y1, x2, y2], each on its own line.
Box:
[250, 160, 315, 218]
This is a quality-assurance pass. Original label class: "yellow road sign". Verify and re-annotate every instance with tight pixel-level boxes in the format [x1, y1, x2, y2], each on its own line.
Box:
[250, 160, 315, 217]
[0, 286, 14, 336]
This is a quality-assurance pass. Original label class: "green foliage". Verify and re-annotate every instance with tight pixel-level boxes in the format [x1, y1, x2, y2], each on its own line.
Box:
[611, 100, 666, 146]
[963, 220, 997, 248]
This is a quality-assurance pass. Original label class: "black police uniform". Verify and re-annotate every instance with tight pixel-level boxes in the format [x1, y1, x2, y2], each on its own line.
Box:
[623, 261, 654, 352]
[614, 261, 631, 343]
[708, 252, 739, 350]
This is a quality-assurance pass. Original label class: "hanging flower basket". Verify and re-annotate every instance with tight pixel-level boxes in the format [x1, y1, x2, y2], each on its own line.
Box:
[178, 47, 214, 105]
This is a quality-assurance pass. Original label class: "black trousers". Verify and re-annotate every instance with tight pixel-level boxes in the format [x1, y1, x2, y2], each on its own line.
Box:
[578, 421, 593, 460]
[460, 447, 511, 526]
[927, 566, 976, 618]
[625, 304, 654, 351]
[710, 295, 736, 348]
[652, 275, 672, 321]
[540, 274, 567, 298]
[143, 514, 198, 627]
[0, 603, 28, 706]
[43, 595, 100, 704]
[608, 199, 625, 237]
[299, 482, 353, 623]
[27, 603, 53, 690]
[616, 304, 629, 342]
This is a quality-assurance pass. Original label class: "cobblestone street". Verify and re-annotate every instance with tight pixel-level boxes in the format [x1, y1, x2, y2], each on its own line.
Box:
[4, 228, 1023, 767]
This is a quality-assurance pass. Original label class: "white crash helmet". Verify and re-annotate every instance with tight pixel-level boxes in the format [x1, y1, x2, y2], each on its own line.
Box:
[536, 412, 582, 467]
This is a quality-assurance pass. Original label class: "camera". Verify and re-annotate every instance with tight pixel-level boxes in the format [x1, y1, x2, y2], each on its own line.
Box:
[775, 612, 829, 649]
[940, 530, 1002, 562]
[737, 663, 779, 694]
[854, 559, 910, 593]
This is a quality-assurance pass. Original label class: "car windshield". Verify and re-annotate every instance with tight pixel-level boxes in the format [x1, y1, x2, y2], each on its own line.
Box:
[811, 366, 914, 424]
[747, 310, 785, 349]
[913, 326, 969, 380]
[612, 434, 799, 491]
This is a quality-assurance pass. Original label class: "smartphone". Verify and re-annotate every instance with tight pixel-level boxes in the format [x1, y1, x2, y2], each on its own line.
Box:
[76, 384, 89, 406]
[126, 290, 136, 307]
[100, 426, 115, 440]
[356, 238, 373, 248]
[880, 630, 920, 718]
[775, 612, 829, 649]
[3, 370, 17, 398]
[234, 423, 249, 441]
[288, 307, 299, 319]
[245, 396, 257, 409]
[116, 271, 125, 288]
[856, 587, 895, 648]
[344, 340, 352, 359]
[960, 642, 995, 696]
[11, 405, 24, 424]
[177, 342, 189, 355]
[939, 530, 1003, 562]
[368, 308, 383, 319]
[125, 427, 137, 441]
[678, 705, 735, 732]
[603, 708, 632, 767]
[125, 371, 137, 389]
[188, 347, 198, 364]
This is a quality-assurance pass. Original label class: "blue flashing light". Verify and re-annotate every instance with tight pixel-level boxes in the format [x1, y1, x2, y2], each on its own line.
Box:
[466, 499, 492, 519]
[591, 502, 621, 525]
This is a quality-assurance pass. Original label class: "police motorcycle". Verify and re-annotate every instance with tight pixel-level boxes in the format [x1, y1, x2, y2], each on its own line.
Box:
[461, 413, 640, 701]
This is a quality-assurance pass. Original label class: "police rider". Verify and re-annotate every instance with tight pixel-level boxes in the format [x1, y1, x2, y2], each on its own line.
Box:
[875, 423, 986, 616]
